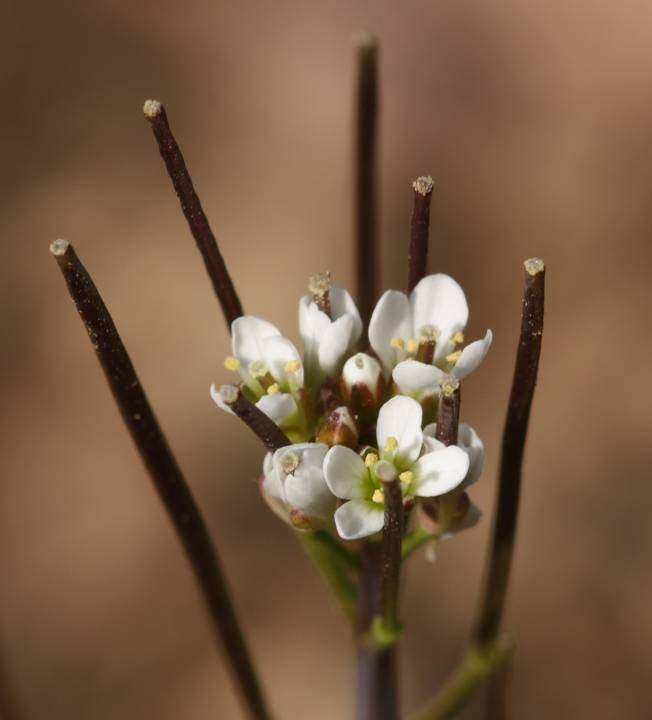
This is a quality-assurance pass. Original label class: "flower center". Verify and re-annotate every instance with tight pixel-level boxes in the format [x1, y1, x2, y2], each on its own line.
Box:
[279, 451, 300, 474]
[249, 360, 269, 378]
[248, 360, 277, 391]
[374, 460, 398, 482]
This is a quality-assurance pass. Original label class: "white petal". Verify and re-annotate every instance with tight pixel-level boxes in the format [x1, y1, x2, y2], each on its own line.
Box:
[392, 360, 445, 393]
[329, 287, 363, 346]
[262, 465, 285, 503]
[318, 314, 355, 376]
[256, 393, 296, 424]
[410, 275, 469, 361]
[452, 330, 493, 380]
[262, 335, 304, 387]
[285, 463, 334, 519]
[323, 445, 367, 499]
[458, 423, 484, 487]
[297, 443, 329, 471]
[412, 446, 470, 497]
[298, 297, 330, 346]
[422, 422, 437, 440]
[209, 383, 235, 415]
[298, 296, 316, 353]
[334, 500, 385, 540]
[368, 290, 412, 372]
[263, 452, 274, 477]
[422, 435, 446, 453]
[232, 316, 281, 367]
[376, 395, 423, 468]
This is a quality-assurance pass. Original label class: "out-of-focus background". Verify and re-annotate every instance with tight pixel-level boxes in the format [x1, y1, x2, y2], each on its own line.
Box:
[2, 1, 651, 718]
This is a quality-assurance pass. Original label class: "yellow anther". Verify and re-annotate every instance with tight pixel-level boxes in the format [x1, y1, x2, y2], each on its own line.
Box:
[384, 436, 398, 453]
[449, 331, 465, 346]
[355, 355, 365, 369]
[445, 350, 462, 365]
[365, 452, 379, 468]
[406, 338, 418, 354]
[390, 337, 405, 350]
[285, 359, 301, 373]
[372, 488, 385, 504]
[399, 471, 414, 488]
[223, 356, 240, 371]
[267, 383, 281, 395]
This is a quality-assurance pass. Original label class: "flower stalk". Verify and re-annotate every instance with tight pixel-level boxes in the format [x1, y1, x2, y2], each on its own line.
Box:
[50, 239, 271, 720]
[410, 258, 545, 720]
[378, 477, 404, 641]
[434, 376, 460, 447]
[217, 384, 291, 451]
[143, 100, 243, 329]
[354, 34, 379, 327]
[472, 258, 545, 647]
[356, 543, 399, 720]
[408, 176, 434, 293]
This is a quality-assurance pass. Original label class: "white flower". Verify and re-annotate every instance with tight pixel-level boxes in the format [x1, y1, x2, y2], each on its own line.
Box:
[368, 274, 492, 394]
[215, 315, 304, 427]
[260, 443, 336, 529]
[323, 395, 469, 540]
[420, 422, 484, 539]
[299, 287, 363, 381]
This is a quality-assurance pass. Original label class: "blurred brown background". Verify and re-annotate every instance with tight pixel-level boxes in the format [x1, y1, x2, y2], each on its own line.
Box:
[2, 1, 651, 718]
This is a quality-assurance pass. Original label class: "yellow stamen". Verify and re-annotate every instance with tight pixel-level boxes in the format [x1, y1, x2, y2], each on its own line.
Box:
[399, 471, 414, 489]
[372, 489, 384, 504]
[449, 331, 465, 346]
[390, 337, 405, 350]
[406, 338, 418, 354]
[223, 356, 240, 371]
[267, 383, 280, 395]
[365, 452, 379, 468]
[384, 436, 398, 454]
[285, 359, 301, 373]
[445, 350, 462, 365]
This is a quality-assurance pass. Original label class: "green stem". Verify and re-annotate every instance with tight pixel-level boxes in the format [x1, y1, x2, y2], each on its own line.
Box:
[410, 639, 513, 720]
[297, 530, 358, 623]
[401, 528, 436, 561]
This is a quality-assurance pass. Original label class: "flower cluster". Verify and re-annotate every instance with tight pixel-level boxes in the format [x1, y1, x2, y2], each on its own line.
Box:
[211, 273, 491, 543]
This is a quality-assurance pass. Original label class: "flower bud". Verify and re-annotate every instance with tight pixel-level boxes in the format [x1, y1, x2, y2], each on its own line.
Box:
[315, 405, 359, 448]
[420, 491, 477, 538]
[340, 353, 383, 412]
[289, 508, 323, 530]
